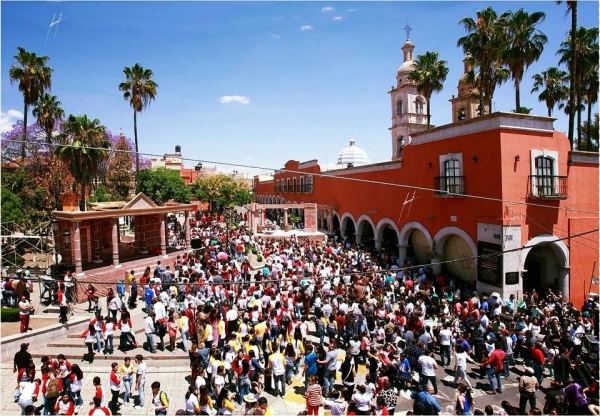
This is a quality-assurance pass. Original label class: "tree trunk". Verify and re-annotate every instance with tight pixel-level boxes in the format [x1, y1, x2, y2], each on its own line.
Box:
[426, 98, 431, 129]
[134, 110, 140, 177]
[21, 101, 28, 162]
[576, 90, 583, 149]
[515, 80, 521, 112]
[587, 96, 593, 150]
[568, 3, 577, 149]
[80, 183, 86, 212]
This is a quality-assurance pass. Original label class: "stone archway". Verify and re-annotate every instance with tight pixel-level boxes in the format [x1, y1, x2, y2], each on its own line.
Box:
[433, 227, 478, 281]
[340, 213, 357, 241]
[522, 235, 569, 300]
[375, 218, 400, 254]
[356, 215, 376, 249]
[398, 222, 433, 265]
[332, 213, 341, 238]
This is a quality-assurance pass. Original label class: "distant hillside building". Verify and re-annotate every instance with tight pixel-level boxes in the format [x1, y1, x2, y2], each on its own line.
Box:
[150, 145, 217, 185]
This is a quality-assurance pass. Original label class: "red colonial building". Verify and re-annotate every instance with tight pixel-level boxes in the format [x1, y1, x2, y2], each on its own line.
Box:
[253, 38, 599, 307]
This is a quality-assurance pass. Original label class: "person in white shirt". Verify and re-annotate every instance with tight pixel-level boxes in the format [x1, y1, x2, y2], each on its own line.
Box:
[438, 324, 453, 367]
[418, 350, 439, 394]
[145, 313, 157, 354]
[453, 345, 476, 389]
[134, 355, 146, 409]
[268, 351, 287, 398]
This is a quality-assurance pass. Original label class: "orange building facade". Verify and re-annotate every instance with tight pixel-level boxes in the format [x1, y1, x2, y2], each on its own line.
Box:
[253, 40, 599, 307]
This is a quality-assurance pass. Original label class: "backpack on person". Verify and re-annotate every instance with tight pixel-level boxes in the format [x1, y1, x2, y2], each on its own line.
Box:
[46, 378, 60, 398]
[159, 390, 169, 407]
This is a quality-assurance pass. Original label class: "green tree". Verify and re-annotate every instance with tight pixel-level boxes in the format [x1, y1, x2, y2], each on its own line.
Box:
[579, 113, 599, 151]
[56, 115, 110, 212]
[8, 47, 53, 161]
[136, 168, 190, 205]
[191, 173, 253, 209]
[557, 1, 578, 148]
[531, 67, 569, 116]
[107, 134, 134, 199]
[407, 51, 449, 128]
[119, 63, 158, 175]
[458, 7, 510, 115]
[582, 69, 599, 144]
[88, 184, 113, 203]
[32, 93, 64, 144]
[1, 187, 24, 226]
[558, 27, 599, 149]
[500, 9, 547, 111]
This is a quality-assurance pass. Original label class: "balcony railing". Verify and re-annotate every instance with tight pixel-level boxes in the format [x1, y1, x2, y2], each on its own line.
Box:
[528, 175, 568, 199]
[433, 176, 466, 196]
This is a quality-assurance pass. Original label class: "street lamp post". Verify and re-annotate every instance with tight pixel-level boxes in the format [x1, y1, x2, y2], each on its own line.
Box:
[50, 218, 60, 282]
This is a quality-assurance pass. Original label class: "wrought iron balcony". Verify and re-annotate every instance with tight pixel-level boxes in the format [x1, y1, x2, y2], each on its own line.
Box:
[528, 175, 568, 199]
[434, 176, 466, 196]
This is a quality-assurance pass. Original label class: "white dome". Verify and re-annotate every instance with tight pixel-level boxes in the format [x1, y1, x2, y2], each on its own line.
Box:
[336, 138, 370, 167]
[398, 60, 416, 74]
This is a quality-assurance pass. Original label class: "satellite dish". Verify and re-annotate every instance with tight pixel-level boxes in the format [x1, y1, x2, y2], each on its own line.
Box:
[51, 254, 63, 264]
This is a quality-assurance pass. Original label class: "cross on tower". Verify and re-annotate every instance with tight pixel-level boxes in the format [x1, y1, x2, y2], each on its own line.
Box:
[403, 23, 412, 40]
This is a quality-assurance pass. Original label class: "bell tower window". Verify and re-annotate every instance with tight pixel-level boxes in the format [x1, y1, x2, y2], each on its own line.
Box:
[396, 100, 403, 115]
[415, 98, 424, 114]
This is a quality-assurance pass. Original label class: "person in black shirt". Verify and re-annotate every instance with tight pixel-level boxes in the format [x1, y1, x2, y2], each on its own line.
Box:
[13, 343, 32, 373]
[553, 347, 572, 384]
[543, 380, 568, 415]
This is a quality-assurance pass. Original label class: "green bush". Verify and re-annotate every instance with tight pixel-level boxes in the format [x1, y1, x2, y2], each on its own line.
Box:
[256, 255, 263, 262]
[1, 308, 21, 322]
[251, 247, 258, 255]
[244, 247, 249, 255]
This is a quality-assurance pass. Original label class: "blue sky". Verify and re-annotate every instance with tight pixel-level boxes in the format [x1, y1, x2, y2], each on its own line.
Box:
[2, 1, 598, 175]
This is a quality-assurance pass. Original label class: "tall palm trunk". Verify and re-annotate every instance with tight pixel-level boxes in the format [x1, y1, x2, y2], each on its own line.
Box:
[587, 99, 593, 148]
[21, 102, 28, 162]
[134, 110, 140, 176]
[577, 90, 583, 148]
[515, 80, 521, 111]
[568, 2, 577, 149]
[426, 98, 431, 129]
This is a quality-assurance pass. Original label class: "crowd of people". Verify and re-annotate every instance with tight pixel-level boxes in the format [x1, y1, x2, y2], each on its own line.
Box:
[10, 210, 600, 415]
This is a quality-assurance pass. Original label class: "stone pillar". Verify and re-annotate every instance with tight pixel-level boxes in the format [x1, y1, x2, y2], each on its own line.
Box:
[356, 233, 362, 245]
[398, 245, 408, 266]
[558, 266, 570, 301]
[93, 221, 103, 263]
[283, 210, 288, 228]
[185, 211, 191, 249]
[328, 210, 333, 234]
[159, 214, 167, 257]
[431, 257, 442, 276]
[374, 237, 382, 251]
[72, 222, 83, 274]
[111, 218, 120, 267]
[252, 209, 259, 234]
[318, 210, 323, 230]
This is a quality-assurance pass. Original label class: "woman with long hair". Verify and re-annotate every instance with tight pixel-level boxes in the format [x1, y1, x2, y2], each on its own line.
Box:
[68, 364, 84, 408]
[198, 384, 215, 415]
[216, 387, 235, 416]
[455, 383, 474, 416]
[283, 343, 296, 385]
[237, 360, 251, 404]
[184, 385, 200, 415]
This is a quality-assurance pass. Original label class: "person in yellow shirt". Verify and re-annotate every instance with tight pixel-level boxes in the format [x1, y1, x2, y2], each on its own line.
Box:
[119, 357, 136, 405]
[218, 319, 226, 349]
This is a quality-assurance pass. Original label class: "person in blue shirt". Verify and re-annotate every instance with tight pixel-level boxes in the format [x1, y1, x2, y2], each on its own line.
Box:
[116, 278, 126, 304]
[302, 344, 317, 388]
[411, 385, 441, 415]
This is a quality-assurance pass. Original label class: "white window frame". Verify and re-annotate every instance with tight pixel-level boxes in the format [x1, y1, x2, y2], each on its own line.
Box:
[530, 149, 559, 196]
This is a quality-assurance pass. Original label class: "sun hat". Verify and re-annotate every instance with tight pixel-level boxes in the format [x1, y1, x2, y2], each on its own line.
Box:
[244, 393, 257, 403]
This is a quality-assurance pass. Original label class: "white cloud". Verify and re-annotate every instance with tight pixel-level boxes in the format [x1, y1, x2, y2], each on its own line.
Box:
[270, 34, 280, 39]
[300, 25, 314, 31]
[333, 16, 343, 21]
[0, 109, 24, 134]
[322, 6, 334, 12]
[219, 95, 250, 105]
[347, 8, 359, 12]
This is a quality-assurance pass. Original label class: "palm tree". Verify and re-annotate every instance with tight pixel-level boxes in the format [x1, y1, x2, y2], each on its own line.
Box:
[558, 27, 599, 148]
[582, 69, 599, 143]
[118, 63, 158, 175]
[32, 93, 64, 144]
[531, 67, 569, 116]
[407, 51, 449, 128]
[8, 47, 53, 161]
[556, 1, 578, 148]
[500, 9, 548, 111]
[457, 7, 510, 115]
[56, 114, 110, 212]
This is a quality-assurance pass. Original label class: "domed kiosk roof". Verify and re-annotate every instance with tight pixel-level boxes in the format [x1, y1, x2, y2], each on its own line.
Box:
[336, 138, 370, 167]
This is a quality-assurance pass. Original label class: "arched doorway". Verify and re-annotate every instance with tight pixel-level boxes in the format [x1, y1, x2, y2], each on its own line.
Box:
[407, 229, 431, 264]
[333, 215, 341, 238]
[357, 218, 375, 250]
[522, 237, 569, 297]
[341, 215, 356, 244]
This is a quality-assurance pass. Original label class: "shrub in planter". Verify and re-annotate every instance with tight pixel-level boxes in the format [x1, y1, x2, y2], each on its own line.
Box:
[1, 308, 21, 322]
[251, 247, 258, 255]
[256, 255, 263, 262]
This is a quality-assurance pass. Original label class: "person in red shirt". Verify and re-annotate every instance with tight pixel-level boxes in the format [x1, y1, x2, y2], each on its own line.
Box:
[54, 393, 75, 415]
[479, 342, 506, 394]
[531, 342, 546, 384]
[86, 284, 96, 312]
[88, 396, 110, 416]
[43, 369, 64, 414]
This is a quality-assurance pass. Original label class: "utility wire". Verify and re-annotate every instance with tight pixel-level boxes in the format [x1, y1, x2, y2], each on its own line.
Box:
[3, 138, 599, 216]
